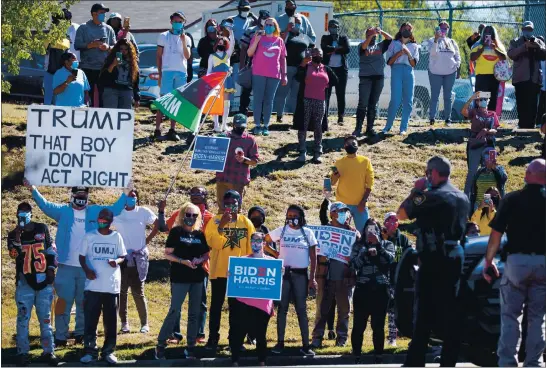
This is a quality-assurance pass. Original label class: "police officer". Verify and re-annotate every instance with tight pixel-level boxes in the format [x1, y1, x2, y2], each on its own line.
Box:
[483, 158, 546, 367]
[396, 156, 470, 367]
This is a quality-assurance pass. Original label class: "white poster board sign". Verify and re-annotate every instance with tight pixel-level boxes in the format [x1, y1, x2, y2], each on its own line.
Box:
[24, 106, 134, 188]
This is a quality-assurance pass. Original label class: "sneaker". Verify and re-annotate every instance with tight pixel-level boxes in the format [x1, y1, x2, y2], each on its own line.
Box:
[73, 335, 84, 345]
[337, 117, 344, 125]
[104, 353, 118, 365]
[205, 339, 218, 351]
[445, 119, 452, 126]
[166, 129, 180, 141]
[327, 330, 336, 340]
[16, 354, 30, 367]
[54, 338, 67, 347]
[387, 339, 397, 347]
[252, 126, 262, 135]
[296, 152, 306, 163]
[153, 129, 161, 139]
[196, 336, 206, 344]
[262, 129, 270, 136]
[381, 128, 391, 134]
[42, 353, 59, 367]
[352, 130, 362, 137]
[80, 354, 96, 364]
[429, 118, 435, 125]
[154, 346, 166, 360]
[184, 348, 196, 359]
[400, 130, 408, 135]
[365, 129, 377, 137]
[300, 346, 315, 357]
[120, 323, 130, 334]
[310, 339, 322, 349]
[271, 343, 284, 354]
[312, 153, 323, 164]
[140, 325, 149, 333]
[335, 340, 347, 347]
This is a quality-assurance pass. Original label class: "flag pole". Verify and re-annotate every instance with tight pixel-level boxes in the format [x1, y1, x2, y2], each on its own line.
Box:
[163, 71, 230, 200]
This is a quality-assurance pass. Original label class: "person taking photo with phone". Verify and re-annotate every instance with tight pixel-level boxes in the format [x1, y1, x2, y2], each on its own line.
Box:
[53, 52, 91, 107]
[350, 218, 395, 364]
[468, 147, 507, 211]
[74, 3, 116, 107]
[106, 13, 139, 54]
[461, 91, 500, 196]
[266, 205, 318, 357]
[508, 21, 546, 129]
[470, 25, 507, 112]
[470, 186, 501, 236]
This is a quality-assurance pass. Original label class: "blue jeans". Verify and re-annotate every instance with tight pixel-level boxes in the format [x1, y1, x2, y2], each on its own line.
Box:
[385, 64, 415, 132]
[273, 66, 299, 118]
[428, 71, 456, 121]
[43, 72, 54, 105]
[16, 278, 55, 354]
[102, 88, 133, 109]
[347, 205, 369, 234]
[54, 264, 86, 340]
[252, 75, 280, 129]
[158, 282, 203, 347]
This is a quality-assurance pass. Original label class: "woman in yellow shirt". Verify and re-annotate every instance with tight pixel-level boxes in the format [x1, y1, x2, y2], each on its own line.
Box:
[470, 187, 501, 236]
[470, 25, 507, 112]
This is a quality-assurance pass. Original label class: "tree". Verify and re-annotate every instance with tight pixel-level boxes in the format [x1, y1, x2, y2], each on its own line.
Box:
[1, 0, 78, 93]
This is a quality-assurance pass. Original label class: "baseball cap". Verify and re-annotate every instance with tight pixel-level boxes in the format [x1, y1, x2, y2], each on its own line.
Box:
[233, 113, 247, 128]
[384, 212, 397, 222]
[109, 12, 122, 20]
[171, 11, 186, 21]
[522, 21, 534, 29]
[238, 0, 251, 7]
[328, 19, 340, 27]
[258, 9, 271, 19]
[72, 186, 89, 194]
[91, 3, 109, 13]
[329, 201, 349, 213]
[286, 0, 297, 5]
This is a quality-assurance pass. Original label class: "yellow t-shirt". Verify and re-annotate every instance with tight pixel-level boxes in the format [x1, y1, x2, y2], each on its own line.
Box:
[333, 155, 375, 206]
[474, 46, 499, 75]
[205, 214, 255, 279]
[471, 208, 496, 236]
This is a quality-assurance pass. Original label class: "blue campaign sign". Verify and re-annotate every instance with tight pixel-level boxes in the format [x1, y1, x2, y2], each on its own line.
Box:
[190, 135, 231, 172]
[226, 257, 284, 301]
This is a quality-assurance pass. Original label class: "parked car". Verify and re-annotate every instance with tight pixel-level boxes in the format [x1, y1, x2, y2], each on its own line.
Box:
[2, 52, 46, 101]
[328, 40, 455, 120]
[395, 235, 506, 366]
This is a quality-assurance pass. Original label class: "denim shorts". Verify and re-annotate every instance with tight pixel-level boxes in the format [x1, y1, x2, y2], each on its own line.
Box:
[160, 70, 187, 95]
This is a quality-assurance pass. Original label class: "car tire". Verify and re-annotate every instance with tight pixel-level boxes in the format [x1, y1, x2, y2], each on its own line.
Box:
[412, 87, 430, 120]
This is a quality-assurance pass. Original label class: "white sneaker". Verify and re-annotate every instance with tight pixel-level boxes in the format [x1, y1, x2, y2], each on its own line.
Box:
[104, 353, 118, 365]
[400, 130, 408, 135]
[80, 354, 96, 364]
[382, 128, 391, 134]
[140, 325, 149, 333]
[387, 339, 397, 347]
[120, 323, 130, 333]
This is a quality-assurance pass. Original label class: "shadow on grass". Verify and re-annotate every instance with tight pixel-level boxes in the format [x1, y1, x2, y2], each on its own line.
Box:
[1, 170, 24, 192]
[146, 259, 170, 283]
[508, 156, 536, 167]
[2, 135, 26, 150]
[402, 128, 467, 146]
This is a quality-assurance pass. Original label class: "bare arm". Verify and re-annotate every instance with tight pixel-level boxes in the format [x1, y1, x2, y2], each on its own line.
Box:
[146, 219, 159, 244]
[461, 92, 479, 118]
[182, 35, 191, 60]
[470, 46, 484, 61]
[156, 46, 164, 76]
[247, 36, 261, 57]
[485, 230, 502, 263]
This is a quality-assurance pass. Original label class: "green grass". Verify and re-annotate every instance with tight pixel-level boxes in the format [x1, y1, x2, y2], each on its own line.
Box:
[1, 102, 542, 363]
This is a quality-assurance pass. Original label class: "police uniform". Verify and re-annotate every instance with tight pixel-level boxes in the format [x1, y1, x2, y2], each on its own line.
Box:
[402, 180, 470, 367]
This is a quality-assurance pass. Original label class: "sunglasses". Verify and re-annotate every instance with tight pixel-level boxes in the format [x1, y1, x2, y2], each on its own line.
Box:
[185, 213, 199, 218]
[477, 98, 488, 101]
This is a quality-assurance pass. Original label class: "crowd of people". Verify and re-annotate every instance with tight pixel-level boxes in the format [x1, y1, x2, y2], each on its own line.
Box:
[7, 0, 546, 367]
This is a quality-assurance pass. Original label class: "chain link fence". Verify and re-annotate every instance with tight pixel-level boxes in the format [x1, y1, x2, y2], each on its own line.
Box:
[330, 0, 546, 122]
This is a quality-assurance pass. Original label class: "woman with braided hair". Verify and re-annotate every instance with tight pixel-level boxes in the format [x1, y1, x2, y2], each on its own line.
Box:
[265, 205, 318, 357]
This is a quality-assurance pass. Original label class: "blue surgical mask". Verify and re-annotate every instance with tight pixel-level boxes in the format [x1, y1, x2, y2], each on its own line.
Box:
[72, 61, 79, 70]
[337, 211, 349, 225]
[97, 13, 106, 23]
[17, 212, 32, 227]
[126, 197, 137, 207]
[479, 99, 488, 108]
[522, 30, 533, 38]
[251, 241, 263, 253]
[207, 25, 216, 33]
[265, 25, 275, 35]
[172, 22, 183, 35]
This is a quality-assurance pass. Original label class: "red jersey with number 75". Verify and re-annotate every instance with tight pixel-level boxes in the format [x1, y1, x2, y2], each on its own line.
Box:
[8, 223, 57, 290]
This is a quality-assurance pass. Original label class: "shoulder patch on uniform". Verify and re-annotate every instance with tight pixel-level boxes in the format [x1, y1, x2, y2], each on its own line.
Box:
[35, 233, 45, 241]
[413, 194, 426, 206]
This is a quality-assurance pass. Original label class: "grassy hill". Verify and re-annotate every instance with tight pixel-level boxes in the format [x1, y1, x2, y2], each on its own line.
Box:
[1, 102, 542, 363]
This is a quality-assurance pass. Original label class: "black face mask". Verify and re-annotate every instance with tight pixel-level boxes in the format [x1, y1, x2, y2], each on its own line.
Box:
[345, 145, 358, 154]
[286, 218, 300, 226]
[312, 56, 322, 64]
[73, 196, 88, 207]
[183, 217, 197, 227]
[401, 29, 412, 38]
[285, 8, 295, 16]
[216, 45, 225, 52]
[250, 216, 263, 228]
[233, 127, 245, 136]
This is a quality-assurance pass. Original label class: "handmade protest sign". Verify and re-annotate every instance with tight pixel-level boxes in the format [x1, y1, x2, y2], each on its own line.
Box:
[189, 135, 230, 172]
[307, 225, 357, 264]
[24, 106, 134, 188]
[227, 257, 283, 300]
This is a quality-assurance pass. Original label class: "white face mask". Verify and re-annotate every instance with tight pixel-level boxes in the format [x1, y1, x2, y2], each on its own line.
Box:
[240, 11, 249, 18]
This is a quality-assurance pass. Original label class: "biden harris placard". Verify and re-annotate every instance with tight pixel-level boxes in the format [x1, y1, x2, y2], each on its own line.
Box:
[24, 106, 134, 188]
[226, 257, 283, 300]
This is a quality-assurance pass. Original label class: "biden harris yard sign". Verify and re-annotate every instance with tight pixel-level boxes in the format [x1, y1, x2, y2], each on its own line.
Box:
[226, 257, 283, 300]
[24, 106, 134, 188]
[308, 225, 357, 264]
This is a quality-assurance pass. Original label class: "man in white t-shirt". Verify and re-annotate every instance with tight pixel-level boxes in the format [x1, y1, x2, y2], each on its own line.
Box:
[79, 209, 127, 365]
[155, 11, 192, 141]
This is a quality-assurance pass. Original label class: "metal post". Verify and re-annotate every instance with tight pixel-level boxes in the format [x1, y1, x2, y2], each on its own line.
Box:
[375, 0, 383, 39]
[446, 0, 454, 38]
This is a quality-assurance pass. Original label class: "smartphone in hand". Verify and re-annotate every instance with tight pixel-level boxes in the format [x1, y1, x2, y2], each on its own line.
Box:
[489, 150, 497, 163]
[324, 178, 332, 192]
[71, 69, 78, 77]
